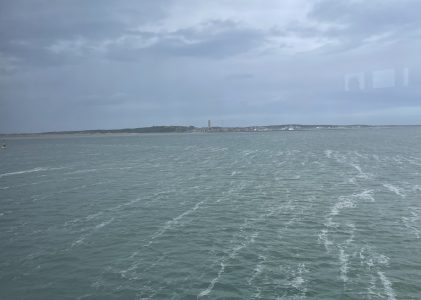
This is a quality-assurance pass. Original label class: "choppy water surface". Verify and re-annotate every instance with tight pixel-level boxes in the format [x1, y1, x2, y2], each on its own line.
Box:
[1, 128, 421, 299]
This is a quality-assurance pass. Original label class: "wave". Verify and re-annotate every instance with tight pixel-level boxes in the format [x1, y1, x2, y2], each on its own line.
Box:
[107, 197, 143, 212]
[337, 225, 355, 283]
[71, 236, 86, 247]
[32, 183, 92, 201]
[198, 262, 225, 298]
[146, 201, 204, 247]
[247, 255, 266, 285]
[62, 168, 98, 175]
[344, 223, 355, 246]
[339, 248, 349, 283]
[412, 185, 421, 192]
[331, 198, 355, 216]
[0, 167, 59, 178]
[289, 263, 308, 297]
[71, 217, 114, 248]
[359, 247, 390, 269]
[378, 271, 397, 300]
[324, 150, 374, 182]
[324, 149, 333, 159]
[95, 217, 114, 229]
[318, 229, 333, 252]
[65, 196, 143, 228]
[354, 190, 375, 202]
[328, 190, 374, 222]
[358, 246, 396, 299]
[198, 231, 258, 298]
[402, 209, 420, 238]
[350, 163, 372, 180]
[383, 184, 405, 198]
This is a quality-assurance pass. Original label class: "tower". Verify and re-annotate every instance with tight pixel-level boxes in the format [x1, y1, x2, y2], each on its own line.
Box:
[208, 120, 211, 130]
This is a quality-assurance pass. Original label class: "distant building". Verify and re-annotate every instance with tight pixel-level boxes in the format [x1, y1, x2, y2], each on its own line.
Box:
[208, 120, 211, 130]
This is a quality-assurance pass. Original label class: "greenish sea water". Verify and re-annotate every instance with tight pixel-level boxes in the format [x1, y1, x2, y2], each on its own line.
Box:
[1, 128, 421, 299]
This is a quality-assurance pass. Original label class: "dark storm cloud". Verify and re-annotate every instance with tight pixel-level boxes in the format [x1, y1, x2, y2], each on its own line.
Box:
[1, 7, 267, 68]
[0, 0, 166, 40]
[155, 20, 265, 58]
[310, 0, 421, 30]
[308, 0, 421, 49]
[0, 0, 167, 67]
[107, 20, 266, 60]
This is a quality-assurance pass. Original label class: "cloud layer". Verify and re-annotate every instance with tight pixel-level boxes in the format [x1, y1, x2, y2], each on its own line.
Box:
[0, 0, 420, 132]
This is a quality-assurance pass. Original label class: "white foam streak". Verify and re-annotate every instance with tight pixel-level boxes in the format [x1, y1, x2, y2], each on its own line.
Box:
[329, 190, 374, 220]
[350, 163, 371, 179]
[71, 236, 86, 247]
[324, 149, 333, 159]
[359, 247, 390, 269]
[339, 248, 349, 283]
[289, 263, 309, 296]
[86, 211, 104, 221]
[378, 271, 397, 300]
[198, 262, 225, 298]
[95, 217, 114, 229]
[108, 197, 142, 212]
[65, 196, 144, 227]
[71, 217, 114, 248]
[383, 184, 405, 198]
[248, 256, 265, 285]
[63, 168, 98, 175]
[0, 167, 53, 178]
[146, 201, 203, 246]
[318, 229, 333, 252]
[198, 232, 258, 298]
[402, 211, 420, 238]
[345, 224, 355, 245]
[367, 275, 382, 299]
[331, 199, 355, 216]
[354, 190, 375, 202]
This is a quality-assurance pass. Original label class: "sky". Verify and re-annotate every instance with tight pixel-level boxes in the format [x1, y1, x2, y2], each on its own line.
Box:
[0, 0, 420, 133]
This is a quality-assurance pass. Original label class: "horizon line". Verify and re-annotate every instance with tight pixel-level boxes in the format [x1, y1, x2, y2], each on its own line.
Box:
[2, 123, 421, 136]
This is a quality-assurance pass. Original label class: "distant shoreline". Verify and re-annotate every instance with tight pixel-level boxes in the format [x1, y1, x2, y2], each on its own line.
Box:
[1, 124, 421, 138]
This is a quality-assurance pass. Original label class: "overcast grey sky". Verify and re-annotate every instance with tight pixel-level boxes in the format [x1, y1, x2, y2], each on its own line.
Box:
[0, 0, 420, 133]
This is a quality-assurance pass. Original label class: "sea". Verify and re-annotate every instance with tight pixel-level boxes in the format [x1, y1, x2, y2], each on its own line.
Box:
[1, 128, 421, 299]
